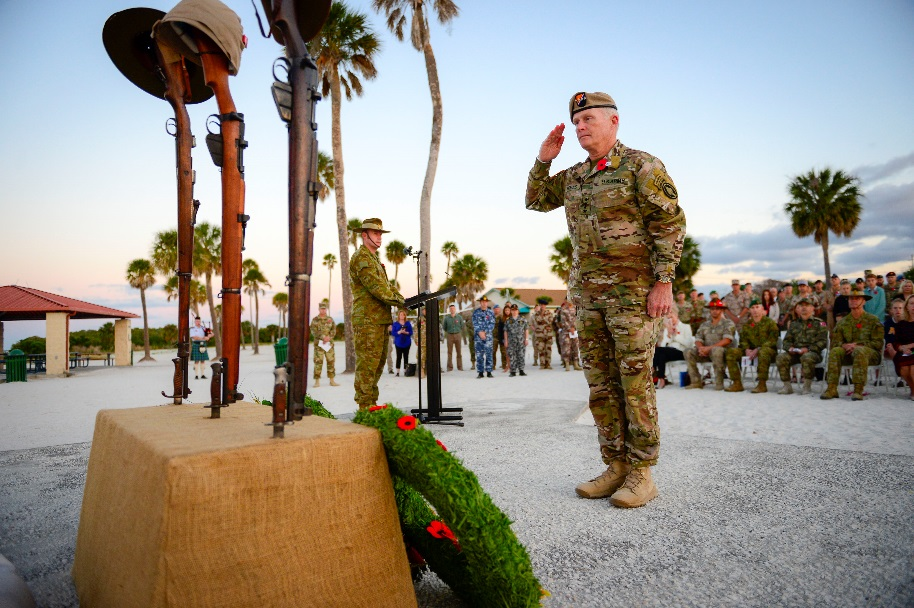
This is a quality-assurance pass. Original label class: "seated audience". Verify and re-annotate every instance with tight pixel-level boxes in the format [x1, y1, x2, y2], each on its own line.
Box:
[886, 295, 914, 400]
[653, 309, 694, 389]
[724, 298, 779, 393]
[762, 288, 779, 322]
[833, 280, 852, 324]
[684, 298, 734, 390]
[820, 288, 883, 401]
[863, 273, 886, 318]
[776, 297, 828, 394]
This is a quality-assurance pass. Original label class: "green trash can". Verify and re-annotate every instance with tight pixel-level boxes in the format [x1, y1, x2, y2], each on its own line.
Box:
[274, 337, 289, 366]
[6, 349, 27, 382]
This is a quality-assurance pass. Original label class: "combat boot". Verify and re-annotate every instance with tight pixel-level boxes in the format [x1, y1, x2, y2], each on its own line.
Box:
[851, 385, 865, 401]
[610, 467, 658, 508]
[778, 383, 794, 395]
[800, 379, 812, 395]
[329, 378, 339, 387]
[725, 380, 744, 392]
[575, 460, 631, 499]
[519, 370, 526, 376]
[713, 377, 725, 391]
[573, 362, 582, 370]
[313, 378, 320, 388]
[751, 381, 768, 394]
[820, 386, 839, 400]
[685, 382, 703, 390]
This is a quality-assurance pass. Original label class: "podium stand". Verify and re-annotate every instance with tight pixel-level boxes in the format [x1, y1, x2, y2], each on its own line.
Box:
[404, 287, 463, 425]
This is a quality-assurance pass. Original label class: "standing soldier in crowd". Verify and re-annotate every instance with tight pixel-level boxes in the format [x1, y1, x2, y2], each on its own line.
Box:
[688, 289, 705, 334]
[463, 309, 475, 364]
[472, 295, 496, 378]
[442, 303, 465, 372]
[309, 300, 339, 387]
[675, 291, 691, 324]
[724, 298, 779, 393]
[685, 298, 734, 390]
[413, 308, 427, 378]
[559, 300, 582, 370]
[529, 304, 541, 366]
[722, 279, 749, 328]
[533, 298, 555, 369]
[883, 271, 900, 318]
[776, 297, 828, 394]
[504, 304, 528, 377]
[349, 218, 405, 409]
[820, 288, 883, 401]
[526, 90, 685, 508]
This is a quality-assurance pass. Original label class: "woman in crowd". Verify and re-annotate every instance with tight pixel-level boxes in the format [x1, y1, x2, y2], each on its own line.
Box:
[898, 279, 914, 302]
[391, 310, 413, 376]
[496, 305, 511, 372]
[886, 295, 914, 400]
[652, 308, 694, 388]
[833, 279, 852, 324]
[762, 288, 779, 322]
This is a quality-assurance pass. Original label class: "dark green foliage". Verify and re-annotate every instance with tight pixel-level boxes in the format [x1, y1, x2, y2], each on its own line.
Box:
[11, 336, 46, 354]
[354, 405, 542, 607]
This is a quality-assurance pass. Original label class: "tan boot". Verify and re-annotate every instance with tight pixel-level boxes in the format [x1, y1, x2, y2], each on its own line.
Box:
[851, 386, 865, 401]
[820, 386, 839, 400]
[312, 378, 320, 388]
[685, 382, 703, 390]
[573, 363, 582, 371]
[713, 377, 725, 391]
[329, 377, 339, 387]
[725, 380, 744, 392]
[800, 379, 812, 395]
[610, 467, 658, 508]
[575, 460, 631, 499]
[778, 383, 793, 395]
[751, 381, 767, 394]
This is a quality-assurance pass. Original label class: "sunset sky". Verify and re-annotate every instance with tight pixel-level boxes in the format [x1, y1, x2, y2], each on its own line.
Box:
[1, 0, 912, 346]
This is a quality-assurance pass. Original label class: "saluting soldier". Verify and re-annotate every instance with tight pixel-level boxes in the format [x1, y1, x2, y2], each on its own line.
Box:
[776, 297, 828, 394]
[309, 300, 339, 387]
[820, 287, 883, 401]
[349, 218, 405, 409]
[724, 298, 779, 393]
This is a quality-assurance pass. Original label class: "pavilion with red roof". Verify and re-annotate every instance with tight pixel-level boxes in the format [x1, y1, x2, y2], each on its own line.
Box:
[0, 286, 139, 376]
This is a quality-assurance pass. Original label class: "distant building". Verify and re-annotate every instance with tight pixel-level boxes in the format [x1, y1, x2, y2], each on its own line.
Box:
[477, 287, 568, 313]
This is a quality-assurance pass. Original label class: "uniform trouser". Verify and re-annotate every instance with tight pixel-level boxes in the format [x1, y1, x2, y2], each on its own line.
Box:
[685, 346, 727, 384]
[313, 344, 335, 379]
[353, 324, 389, 407]
[726, 346, 776, 382]
[475, 337, 493, 373]
[578, 307, 661, 468]
[446, 333, 463, 370]
[537, 337, 554, 366]
[493, 340, 507, 369]
[508, 339, 525, 372]
[386, 335, 394, 371]
[562, 334, 580, 364]
[776, 351, 821, 382]
[825, 346, 880, 391]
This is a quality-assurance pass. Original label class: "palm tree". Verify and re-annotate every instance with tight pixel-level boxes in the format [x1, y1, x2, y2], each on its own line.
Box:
[242, 259, 271, 355]
[317, 151, 335, 201]
[150, 229, 178, 277]
[311, 3, 381, 373]
[451, 253, 487, 305]
[126, 258, 156, 362]
[347, 217, 363, 253]
[385, 239, 407, 281]
[272, 292, 289, 337]
[373, 0, 459, 291]
[441, 240, 458, 278]
[673, 236, 702, 293]
[194, 222, 223, 357]
[785, 168, 863, 282]
[323, 252, 338, 308]
[549, 235, 573, 285]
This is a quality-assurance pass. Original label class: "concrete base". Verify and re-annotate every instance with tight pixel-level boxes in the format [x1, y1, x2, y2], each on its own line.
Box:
[72, 402, 416, 608]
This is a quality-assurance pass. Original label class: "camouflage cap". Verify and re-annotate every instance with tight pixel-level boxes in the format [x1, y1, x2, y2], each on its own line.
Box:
[731, 279, 740, 285]
[708, 298, 726, 309]
[318, 300, 329, 309]
[569, 92, 617, 119]
[360, 218, 390, 233]
[795, 296, 814, 306]
[848, 287, 873, 300]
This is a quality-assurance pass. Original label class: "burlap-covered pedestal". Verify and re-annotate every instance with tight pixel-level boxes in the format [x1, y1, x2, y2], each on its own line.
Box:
[72, 402, 416, 608]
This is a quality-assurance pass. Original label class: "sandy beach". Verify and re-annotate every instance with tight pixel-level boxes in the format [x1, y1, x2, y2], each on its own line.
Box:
[1, 342, 912, 606]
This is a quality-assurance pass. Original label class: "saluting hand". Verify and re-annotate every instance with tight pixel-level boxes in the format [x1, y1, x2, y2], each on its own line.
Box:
[538, 124, 565, 163]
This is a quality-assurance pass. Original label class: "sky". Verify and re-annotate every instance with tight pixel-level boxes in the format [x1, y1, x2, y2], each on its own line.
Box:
[1, 0, 913, 347]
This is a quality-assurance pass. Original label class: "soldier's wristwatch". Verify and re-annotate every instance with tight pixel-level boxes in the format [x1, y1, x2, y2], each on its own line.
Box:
[656, 275, 673, 284]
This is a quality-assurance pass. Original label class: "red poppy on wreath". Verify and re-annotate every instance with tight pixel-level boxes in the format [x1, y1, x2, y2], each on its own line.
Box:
[427, 520, 461, 550]
[369, 405, 388, 412]
[397, 415, 418, 430]
[596, 158, 608, 171]
[436, 439, 448, 451]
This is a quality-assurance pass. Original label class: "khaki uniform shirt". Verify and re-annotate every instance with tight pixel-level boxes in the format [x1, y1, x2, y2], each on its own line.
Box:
[833, 312, 884, 351]
[349, 245, 404, 325]
[695, 317, 736, 346]
[737, 316, 779, 350]
[782, 316, 828, 354]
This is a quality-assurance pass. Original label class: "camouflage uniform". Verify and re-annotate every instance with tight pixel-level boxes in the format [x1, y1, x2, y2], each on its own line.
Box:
[472, 306, 496, 373]
[349, 244, 405, 407]
[688, 299, 706, 334]
[533, 306, 556, 368]
[776, 316, 828, 383]
[559, 305, 580, 367]
[463, 312, 475, 361]
[309, 313, 336, 380]
[413, 313, 427, 376]
[685, 317, 736, 387]
[822, 311, 883, 396]
[505, 316, 528, 373]
[526, 138, 685, 468]
[529, 310, 540, 365]
[725, 315, 779, 383]
[722, 291, 749, 327]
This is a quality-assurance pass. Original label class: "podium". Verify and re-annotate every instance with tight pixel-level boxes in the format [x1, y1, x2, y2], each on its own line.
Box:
[404, 287, 463, 425]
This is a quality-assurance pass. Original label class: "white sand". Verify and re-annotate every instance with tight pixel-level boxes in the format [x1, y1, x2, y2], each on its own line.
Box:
[2, 341, 912, 457]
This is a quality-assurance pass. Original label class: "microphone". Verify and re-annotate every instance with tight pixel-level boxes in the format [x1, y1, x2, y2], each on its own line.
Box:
[403, 246, 412, 256]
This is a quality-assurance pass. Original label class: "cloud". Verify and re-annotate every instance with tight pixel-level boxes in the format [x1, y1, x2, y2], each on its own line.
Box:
[854, 151, 914, 184]
[511, 276, 539, 284]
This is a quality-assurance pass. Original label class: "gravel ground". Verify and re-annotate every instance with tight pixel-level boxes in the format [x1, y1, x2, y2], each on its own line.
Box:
[1, 396, 912, 607]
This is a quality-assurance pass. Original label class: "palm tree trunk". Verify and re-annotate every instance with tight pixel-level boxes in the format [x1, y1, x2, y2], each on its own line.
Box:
[139, 287, 153, 361]
[254, 292, 261, 354]
[205, 271, 222, 357]
[328, 269, 333, 310]
[820, 231, 831, 285]
[330, 69, 356, 373]
[419, 34, 443, 293]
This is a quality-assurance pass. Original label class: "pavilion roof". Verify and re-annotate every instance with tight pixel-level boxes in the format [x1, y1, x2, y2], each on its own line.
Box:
[0, 285, 139, 321]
